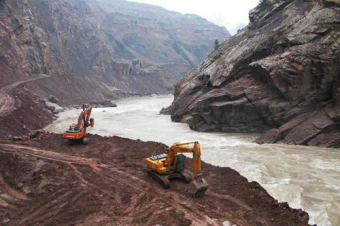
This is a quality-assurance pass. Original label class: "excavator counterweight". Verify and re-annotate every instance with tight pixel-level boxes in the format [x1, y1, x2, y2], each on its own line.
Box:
[146, 142, 209, 197]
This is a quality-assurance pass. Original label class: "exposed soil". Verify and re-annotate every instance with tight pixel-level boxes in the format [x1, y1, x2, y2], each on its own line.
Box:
[0, 87, 53, 139]
[0, 75, 51, 116]
[0, 73, 55, 139]
[0, 133, 311, 226]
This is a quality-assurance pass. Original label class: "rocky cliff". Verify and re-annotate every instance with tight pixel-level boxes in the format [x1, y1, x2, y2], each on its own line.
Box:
[171, 0, 340, 148]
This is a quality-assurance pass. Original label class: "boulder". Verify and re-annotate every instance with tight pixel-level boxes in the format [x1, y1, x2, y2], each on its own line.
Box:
[48, 95, 59, 104]
[90, 100, 117, 108]
[325, 0, 340, 6]
[44, 101, 64, 113]
[29, 130, 44, 139]
[12, 136, 22, 141]
[160, 105, 173, 115]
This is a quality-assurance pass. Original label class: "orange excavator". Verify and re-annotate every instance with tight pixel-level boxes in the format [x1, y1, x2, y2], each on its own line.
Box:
[63, 104, 94, 144]
[146, 141, 209, 197]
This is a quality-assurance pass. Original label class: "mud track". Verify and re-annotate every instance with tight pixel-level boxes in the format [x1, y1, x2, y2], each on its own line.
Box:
[0, 74, 50, 117]
[0, 134, 310, 226]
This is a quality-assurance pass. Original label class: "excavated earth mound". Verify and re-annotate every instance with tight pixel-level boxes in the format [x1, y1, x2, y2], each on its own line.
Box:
[170, 0, 340, 147]
[0, 133, 310, 226]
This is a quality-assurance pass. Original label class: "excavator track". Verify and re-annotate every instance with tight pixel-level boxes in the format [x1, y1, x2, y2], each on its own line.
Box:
[179, 169, 193, 183]
[147, 170, 170, 189]
[147, 170, 193, 189]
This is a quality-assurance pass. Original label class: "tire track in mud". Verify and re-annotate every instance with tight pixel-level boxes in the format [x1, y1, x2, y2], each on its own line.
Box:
[0, 144, 250, 225]
[94, 167, 221, 226]
[0, 143, 104, 225]
[0, 143, 104, 168]
[0, 143, 223, 225]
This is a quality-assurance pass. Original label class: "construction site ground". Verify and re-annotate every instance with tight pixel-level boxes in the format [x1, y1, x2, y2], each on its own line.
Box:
[0, 133, 310, 226]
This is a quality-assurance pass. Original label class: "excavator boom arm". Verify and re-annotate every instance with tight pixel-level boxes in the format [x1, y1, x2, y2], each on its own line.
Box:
[165, 142, 202, 178]
[77, 105, 93, 131]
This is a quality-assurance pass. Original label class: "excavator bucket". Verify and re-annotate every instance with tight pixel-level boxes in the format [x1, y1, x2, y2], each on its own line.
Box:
[90, 118, 94, 127]
[190, 178, 208, 198]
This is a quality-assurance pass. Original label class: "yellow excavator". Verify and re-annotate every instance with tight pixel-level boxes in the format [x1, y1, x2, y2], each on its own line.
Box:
[146, 141, 208, 197]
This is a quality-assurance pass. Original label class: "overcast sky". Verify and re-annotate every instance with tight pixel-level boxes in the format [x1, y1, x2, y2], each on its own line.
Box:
[128, 0, 260, 35]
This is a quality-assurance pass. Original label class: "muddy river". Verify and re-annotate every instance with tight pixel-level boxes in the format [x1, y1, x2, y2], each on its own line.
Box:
[45, 95, 340, 226]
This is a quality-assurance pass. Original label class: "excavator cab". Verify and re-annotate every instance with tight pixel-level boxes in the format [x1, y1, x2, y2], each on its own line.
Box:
[174, 154, 186, 172]
[67, 123, 79, 132]
[146, 142, 209, 197]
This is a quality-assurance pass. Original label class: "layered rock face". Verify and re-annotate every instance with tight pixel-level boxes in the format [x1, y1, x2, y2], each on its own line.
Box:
[171, 0, 340, 147]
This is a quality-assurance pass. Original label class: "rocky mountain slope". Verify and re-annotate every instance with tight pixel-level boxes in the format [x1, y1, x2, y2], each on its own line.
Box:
[96, 0, 230, 79]
[170, 0, 340, 147]
[0, 0, 230, 98]
[0, 0, 229, 138]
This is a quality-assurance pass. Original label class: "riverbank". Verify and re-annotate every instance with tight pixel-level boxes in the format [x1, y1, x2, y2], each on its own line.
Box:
[44, 95, 340, 226]
[0, 133, 310, 226]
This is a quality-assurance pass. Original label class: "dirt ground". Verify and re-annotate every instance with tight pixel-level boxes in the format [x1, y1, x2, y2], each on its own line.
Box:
[0, 133, 311, 226]
[0, 86, 53, 139]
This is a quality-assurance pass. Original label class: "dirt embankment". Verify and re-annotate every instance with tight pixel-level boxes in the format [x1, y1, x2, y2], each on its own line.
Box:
[0, 133, 311, 226]
[0, 74, 57, 139]
[0, 86, 53, 140]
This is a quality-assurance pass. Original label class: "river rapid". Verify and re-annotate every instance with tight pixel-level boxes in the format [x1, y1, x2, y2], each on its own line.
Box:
[45, 95, 340, 226]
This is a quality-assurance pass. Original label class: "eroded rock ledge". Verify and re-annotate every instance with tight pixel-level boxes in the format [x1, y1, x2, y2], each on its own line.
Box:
[170, 0, 340, 147]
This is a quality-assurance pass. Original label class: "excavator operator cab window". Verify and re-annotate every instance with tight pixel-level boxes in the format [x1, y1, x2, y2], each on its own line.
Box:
[175, 154, 186, 172]
[150, 153, 167, 161]
[67, 124, 80, 133]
